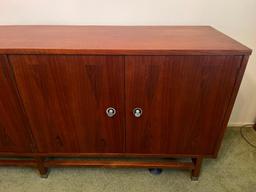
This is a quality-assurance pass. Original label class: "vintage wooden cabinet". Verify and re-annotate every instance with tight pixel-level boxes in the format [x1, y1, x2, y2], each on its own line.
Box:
[0, 26, 251, 180]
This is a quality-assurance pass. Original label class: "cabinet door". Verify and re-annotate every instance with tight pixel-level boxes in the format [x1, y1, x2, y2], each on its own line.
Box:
[125, 56, 242, 155]
[10, 55, 124, 153]
[0, 55, 32, 153]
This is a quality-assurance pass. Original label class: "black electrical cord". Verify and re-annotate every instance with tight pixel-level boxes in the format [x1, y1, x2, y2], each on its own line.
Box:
[240, 124, 256, 148]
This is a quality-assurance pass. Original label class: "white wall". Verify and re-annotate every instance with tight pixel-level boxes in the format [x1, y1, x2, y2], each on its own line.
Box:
[0, 0, 255, 125]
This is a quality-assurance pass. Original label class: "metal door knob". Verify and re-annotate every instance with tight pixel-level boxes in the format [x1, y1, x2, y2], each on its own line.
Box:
[106, 107, 116, 117]
[133, 108, 142, 118]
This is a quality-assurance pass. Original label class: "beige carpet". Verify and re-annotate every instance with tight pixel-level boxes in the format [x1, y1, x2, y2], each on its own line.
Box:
[0, 127, 255, 192]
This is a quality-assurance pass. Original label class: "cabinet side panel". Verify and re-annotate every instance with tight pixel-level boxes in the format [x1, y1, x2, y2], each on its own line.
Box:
[213, 55, 249, 157]
[0, 55, 32, 153]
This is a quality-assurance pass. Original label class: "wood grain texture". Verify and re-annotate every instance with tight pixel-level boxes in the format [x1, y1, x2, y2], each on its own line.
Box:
[0, 159, 37, 167]
[0, 26, 251, 179]
[125, 56, 242, 156]
[0, 158, 194, 172]
[44, 159, 194, 169]
[213, 55, 249, 157]
[0, 26, 251, 55]
[0, 55, 33, 153]
[0, 152, 204, 158]
[10, 55, 125, 153]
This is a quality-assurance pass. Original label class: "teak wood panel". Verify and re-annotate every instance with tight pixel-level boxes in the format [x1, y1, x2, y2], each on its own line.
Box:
[125, 56, 242, 155]
[10, 55, 125, 153]
[0, 26, 251, 55]
[0, 55, 32, 153]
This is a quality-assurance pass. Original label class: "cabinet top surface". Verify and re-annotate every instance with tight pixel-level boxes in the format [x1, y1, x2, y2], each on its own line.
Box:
[0, 25, 251, 55]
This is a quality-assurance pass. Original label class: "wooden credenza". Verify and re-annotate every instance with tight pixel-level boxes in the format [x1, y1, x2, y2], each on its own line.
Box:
[0, 26, 251, 180]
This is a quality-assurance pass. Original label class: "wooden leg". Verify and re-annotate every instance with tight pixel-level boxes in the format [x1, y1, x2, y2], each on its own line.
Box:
[191, 157, 203, 181]
[35, 157, 49, 178]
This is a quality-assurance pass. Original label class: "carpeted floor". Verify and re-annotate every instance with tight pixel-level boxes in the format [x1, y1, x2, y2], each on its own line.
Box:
[0, 127, 255, 192]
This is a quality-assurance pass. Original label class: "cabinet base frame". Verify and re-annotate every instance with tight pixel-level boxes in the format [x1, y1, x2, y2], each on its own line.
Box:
[0, 156, 203, 180]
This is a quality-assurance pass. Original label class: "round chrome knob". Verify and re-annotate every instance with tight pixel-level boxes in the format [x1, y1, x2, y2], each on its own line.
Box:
[133, 107, 143, 118]
[106, 107, 116, 117]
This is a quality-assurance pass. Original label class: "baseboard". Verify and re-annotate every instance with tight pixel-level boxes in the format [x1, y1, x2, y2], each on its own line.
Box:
[227, 123, 254, 128]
